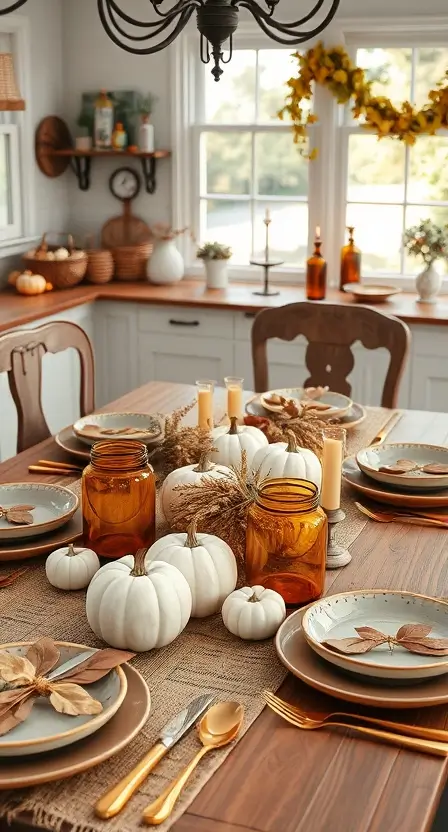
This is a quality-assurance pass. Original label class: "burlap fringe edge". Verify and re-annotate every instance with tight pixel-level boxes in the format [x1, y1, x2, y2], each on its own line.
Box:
[5, 801, 94, 832]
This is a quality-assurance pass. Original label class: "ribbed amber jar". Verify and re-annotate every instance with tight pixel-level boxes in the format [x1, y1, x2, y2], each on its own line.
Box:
[246, 479, 327, 605]
[82, 440, 156, 558]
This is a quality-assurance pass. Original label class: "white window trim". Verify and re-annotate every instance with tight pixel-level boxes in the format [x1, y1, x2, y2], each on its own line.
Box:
[170, 15, 448, 290]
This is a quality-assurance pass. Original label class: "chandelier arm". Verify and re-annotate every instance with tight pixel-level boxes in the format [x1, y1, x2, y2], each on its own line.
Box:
[151, 0, 205, 19]
[105, 0, 192, 32]
[97, 1, 195, 54]
[104, 0, 192, 40]
[259, 0, 328, 28]
[107, 0, 196, 26]
[238, 0, 340, 40]
[0, 1, 28, 12]
[239, 4, 320, 45]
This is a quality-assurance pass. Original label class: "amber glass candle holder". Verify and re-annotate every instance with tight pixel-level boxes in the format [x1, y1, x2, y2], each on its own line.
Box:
[306, 236, 327, 301]
[82, 440, 156, 558]
[196, 379, 214, 430]
[246, 479, 328, 606]
[224, 376, 244, 421]
[340, 226, 361, 289]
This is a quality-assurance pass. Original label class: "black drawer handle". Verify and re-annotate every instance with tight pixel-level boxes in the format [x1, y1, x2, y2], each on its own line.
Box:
[244, 312, 256, 319]
[169, 319, 200, 327]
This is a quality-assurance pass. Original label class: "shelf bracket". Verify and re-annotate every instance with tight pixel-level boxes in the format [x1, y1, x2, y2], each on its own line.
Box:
[71, 155, 92, 191]
[140, 156, 157, 194]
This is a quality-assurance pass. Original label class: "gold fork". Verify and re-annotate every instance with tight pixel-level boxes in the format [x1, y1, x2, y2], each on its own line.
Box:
[262, 691, 448, 757]
[355, 502, 448, 528]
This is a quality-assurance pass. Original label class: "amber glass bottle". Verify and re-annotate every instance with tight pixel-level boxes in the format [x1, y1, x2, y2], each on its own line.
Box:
[306, 232, 327, 300]
[340, 226, 361, 289]
[246, 479, 327, 606]
[82, 440, 156, 558]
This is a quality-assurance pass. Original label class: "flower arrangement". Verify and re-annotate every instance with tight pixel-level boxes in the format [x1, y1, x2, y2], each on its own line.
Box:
[279, 42, 448, 158]
[403, 219, 448, 266]
[151, 223, 188, 241]
[197, 241, 232, 261]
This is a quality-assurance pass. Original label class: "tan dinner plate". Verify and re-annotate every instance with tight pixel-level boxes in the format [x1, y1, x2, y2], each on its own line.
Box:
[342, 457, 448, 508]
[0, 662, 150, 788]
[0, 509, 82, 562]
[342, 284, 402, 303]
[55, 426, 91, 461]
[246, 396, 366, 431]
[276, 609, 448, 709]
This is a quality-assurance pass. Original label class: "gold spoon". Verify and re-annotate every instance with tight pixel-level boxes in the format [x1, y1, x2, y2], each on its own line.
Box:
[142, 701, 244, 826]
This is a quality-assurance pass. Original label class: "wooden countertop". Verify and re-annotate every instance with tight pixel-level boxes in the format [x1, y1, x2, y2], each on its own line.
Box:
[2, 279, 448, 333]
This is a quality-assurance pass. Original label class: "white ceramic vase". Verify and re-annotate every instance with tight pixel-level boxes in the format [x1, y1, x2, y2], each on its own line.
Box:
[204, 259, 229, 289]
[148, 239, 184, 285]
[415, 261, 442, 304]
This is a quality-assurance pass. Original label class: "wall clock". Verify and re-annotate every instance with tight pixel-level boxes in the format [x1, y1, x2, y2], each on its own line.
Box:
[109, 167, 141, 202]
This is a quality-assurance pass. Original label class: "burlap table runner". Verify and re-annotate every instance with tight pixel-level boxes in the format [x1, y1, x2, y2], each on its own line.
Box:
[0, 407, 392, 832]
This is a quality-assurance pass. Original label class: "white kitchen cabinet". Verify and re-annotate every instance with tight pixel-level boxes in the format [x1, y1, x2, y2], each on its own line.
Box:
[94, 301, 139, 406]
[137, 332, 234, 386]
[410, 357, 448, 411]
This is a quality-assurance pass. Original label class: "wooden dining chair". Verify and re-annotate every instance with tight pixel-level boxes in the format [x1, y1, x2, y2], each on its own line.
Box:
[0, 321, 94, 453]
[251, 302, 411, 408]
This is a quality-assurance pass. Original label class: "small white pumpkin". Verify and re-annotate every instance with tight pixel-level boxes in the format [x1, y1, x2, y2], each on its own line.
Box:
[252, 430, 322, 489]
[54, 247, 70, 261]
[148, 521, 237, 618]
[45, 542, 100, 590]
[160, 452, 232, 525]
[86, 549, 191, 651]
[222, 585, 286, 640]
[211, 416, 268, 467]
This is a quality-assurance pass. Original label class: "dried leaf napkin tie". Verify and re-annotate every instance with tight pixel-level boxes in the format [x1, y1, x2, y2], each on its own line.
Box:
[324, 624, 448, 657]
[0, 504, 34, 526]
[0, 637, 134, 735]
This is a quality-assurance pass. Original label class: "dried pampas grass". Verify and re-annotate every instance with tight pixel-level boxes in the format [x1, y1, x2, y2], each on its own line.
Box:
[149, 400, 213, 482]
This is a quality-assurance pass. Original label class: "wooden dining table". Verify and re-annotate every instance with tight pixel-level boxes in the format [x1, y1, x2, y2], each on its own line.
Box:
[0, 380, 448, 832]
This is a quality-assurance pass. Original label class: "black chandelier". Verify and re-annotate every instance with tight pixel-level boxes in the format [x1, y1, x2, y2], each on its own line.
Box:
[1, 1, 341, 82]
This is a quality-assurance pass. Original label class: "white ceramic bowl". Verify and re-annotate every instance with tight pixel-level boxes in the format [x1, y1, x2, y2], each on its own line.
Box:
[260, 388, 352, 419]
[302, 591, 448, 682]
[73, 412, 162, 446]
[0, 483, 79, 542]
[0, 642, 127, 757]
[357, 443, 448, 491]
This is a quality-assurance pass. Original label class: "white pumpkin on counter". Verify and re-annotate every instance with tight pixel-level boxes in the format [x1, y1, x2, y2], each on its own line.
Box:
[54, 247, 70, 261]
[252, 431, 322, 489]
[86, 550, 192, 651]
[148, 521, 237, 618]
[160, 452, 232, 525]
[211, 416, 268, 467]
[45, 543, 100, 590]
[222, 585, 286, 640]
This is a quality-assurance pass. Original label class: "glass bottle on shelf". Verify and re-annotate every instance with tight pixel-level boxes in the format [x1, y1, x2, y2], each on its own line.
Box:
[246, 479, 328, 605]
[82, 440, 156, 558]
[94, 89, 114, 150]
[340, 226, 361, 289]
[306, 227, 327, 301]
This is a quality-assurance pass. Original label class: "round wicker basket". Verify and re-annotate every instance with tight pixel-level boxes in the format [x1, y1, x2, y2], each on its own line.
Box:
[23, 233, 87, 289]
[110, 242, 153, 281]
[85, 250, 114, 284]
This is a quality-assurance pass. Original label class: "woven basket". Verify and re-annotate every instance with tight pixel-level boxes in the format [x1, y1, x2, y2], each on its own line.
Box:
[110, 242, 153, 281]
[86, 250, 114, 284]
[23, 233, 87, 289]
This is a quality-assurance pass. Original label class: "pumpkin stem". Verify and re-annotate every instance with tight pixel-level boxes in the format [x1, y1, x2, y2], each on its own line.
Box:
[186, 518, 200, 548]
[194, 451, 213, 474]
[286, 430, 299, 453]
[130, 548, 148, 577]
[66, 543, 77, 557]
[228, 416, 239, 435]
[248, 591, 260, 603]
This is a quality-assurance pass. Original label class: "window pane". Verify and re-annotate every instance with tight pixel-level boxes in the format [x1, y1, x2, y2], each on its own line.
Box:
[205, 50, 256, 124]
[415, 48, 448, 109]
[357, 48, 412, 107]
[254, 203, 308, 268]
[201, 199, 252, 264]
[203, 132, 251, 195]
[0, 134, 12, 227]
[255, 133, 308, 197]
[257, 50, 301, 122]
[408, 136, 448, 203]
[405, 206, 448, 275]
[346, 204, 403, 272]
[347, 135, 405, 203]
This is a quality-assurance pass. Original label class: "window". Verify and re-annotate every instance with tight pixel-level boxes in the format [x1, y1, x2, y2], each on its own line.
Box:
[0, 122, 21, 241]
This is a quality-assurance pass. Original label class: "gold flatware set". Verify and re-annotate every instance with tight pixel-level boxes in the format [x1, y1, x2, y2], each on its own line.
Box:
[355, 501, 448, 528]
[369, 411, 402, 446]
[28, 459, 83, 476]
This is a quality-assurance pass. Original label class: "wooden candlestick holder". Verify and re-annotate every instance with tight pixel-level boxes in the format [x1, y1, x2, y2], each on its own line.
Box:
[324, 508, 351, 569]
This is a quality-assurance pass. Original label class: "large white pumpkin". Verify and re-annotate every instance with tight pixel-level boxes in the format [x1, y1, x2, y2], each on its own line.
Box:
[252, 431, 322, 489]
[211, 417, 268, 467]
[222, 585, 286, 640]
[86, 550, 192, 651]
[159, 452, 231, 525]
[148, 521, 237, 618]
[45, 543, 100, 590]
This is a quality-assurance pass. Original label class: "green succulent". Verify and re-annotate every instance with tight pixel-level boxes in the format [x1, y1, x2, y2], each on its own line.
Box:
[197, 241, 232, 260]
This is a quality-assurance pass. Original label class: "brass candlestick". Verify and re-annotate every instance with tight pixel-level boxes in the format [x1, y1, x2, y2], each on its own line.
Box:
[251, 215, 283, 296]
[324, 508, 351, 569]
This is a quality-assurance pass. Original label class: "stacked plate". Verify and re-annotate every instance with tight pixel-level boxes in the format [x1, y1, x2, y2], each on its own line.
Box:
[276, 591, 448, 709]
[56, 411, 163, 462]
[246, 387, 367, 431]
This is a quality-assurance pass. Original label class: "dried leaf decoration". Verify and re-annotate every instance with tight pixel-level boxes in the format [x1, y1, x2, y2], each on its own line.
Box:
[0, 568, 28, 589]
[0, 504, 34, 526]
[324, 624, 448, 657]
[0, 638, 135, 735]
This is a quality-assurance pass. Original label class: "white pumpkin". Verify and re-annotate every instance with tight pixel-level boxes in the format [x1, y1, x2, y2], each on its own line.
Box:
[54, 247, 70, 261]
[86, 550, 192, 651]
[222, 585, 286, 640]
[160, 452, 231, 525]
[252, 431, 322, 489]
[148, 521, 237, 618]
[211, 416, 268, 467]
[45, 543, 100, 590]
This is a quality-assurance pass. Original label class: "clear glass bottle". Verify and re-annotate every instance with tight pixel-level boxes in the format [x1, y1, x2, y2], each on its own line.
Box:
[340, 226, 361, 289]
[94, 89, 114, 149]
[306, 229, 327, 301]
[82, 440, 155, 558]
[246, 479, 327, 605]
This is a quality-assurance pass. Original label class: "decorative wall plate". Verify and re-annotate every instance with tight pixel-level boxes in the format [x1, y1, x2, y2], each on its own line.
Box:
[342, 284, 402, 303]
[0, 483, 78, 542]
[357, 443, 448, 491]
[342, 458, 448, 508]
[73, 412, 162, 446]
[260, 388, 352, 419]
[0, 510, 82, 562]
[247, 396, 366, 431]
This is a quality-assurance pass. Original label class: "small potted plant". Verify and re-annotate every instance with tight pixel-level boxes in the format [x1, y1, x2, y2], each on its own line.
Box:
[404, 219, 448, 303]
[197, 242, 232, 289]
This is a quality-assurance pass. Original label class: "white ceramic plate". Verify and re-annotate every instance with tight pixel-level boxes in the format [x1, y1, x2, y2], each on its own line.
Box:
[302, 591, 448, 682]
[0, 483, 79, 542]
[73, 412, 162, 446]
[0, 642, 127, 757]
[357, 443, 448, 491]
[260, 388, 352, 419]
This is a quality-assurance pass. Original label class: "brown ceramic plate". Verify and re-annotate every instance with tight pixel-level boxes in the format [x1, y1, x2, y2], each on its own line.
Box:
[55, 426, 91, 462]
[0, 662, 150, 788]
[276, 609, 448, 709]
[246, 396, 366, 431]
[342, 457, 448, 508]
[0, 508, 82, 561]
[342, 284, 402, 303]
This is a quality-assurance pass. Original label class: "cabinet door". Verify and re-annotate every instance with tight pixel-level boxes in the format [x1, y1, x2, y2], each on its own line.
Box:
[137, 333, 234, 386]
[94, 302, 138, 406]
[410, 357, 448, 412]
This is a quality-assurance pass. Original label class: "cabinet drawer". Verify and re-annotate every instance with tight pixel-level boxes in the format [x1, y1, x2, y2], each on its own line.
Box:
[409, 325, 448, 358]
[137, 305, 234, 339]
[235, 311, 257, 341]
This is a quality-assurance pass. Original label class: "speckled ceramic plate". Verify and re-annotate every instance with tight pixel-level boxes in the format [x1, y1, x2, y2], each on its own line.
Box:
[0, 509, 82, 562]
[73, 412, 162, 446]
[0, 483, 79, 542]
[357, 443, 448, 491]
[342, 284, 402, 303]
[260, 388, 352, 418]
[342, 457, 448, 508]
[302, 591, 448, 682]
[246, 396, 366, 431]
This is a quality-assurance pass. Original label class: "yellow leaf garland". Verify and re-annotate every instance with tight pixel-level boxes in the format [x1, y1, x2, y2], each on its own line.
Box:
[279, 42, 448, 158]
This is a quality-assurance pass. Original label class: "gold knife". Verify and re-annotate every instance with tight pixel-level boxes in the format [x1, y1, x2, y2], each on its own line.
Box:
[94, 693, 214, 819]
[369, 411, 402, 446]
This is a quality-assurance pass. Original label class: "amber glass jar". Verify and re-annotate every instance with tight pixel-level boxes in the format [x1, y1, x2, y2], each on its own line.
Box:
[246, 479, 327, 606]
[306, 236, 327, 301]
[340, 226, 361, 289]
[82, 440, 156, 558]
